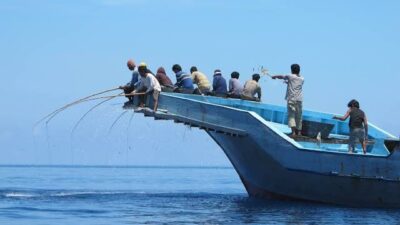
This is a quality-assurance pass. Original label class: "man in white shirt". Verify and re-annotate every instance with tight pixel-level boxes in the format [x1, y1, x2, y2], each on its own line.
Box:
[133, 63, 162, 111]
[272, 64, 304, 137]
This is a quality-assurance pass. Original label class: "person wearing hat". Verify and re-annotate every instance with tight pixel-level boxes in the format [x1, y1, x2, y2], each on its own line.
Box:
[172, 64, 194, 94]
[241, 73, 262, 102]
[133, 62, 162, 111]
[333, 100, 369, 154]
[228, 71, 243, 99]
[212, 69, 227, 97]
[190, 66, 211, 95]
[119, 59, 140, 102]
[272, 64, 304, 137]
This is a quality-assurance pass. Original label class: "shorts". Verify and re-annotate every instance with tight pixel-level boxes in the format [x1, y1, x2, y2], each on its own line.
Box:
[287, 100, 303, 130]
[349, 128, 365, 152]
[152, 90, 160, 101]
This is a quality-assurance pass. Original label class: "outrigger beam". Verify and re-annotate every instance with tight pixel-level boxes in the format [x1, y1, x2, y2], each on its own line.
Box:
[135, 107, 248, 137]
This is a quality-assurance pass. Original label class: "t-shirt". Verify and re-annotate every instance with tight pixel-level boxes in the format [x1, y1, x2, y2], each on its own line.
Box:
[229, 78, 243, 95]
[138, 73, 161, 92]
[242, 80, 261, 98]
[284, 74, 304, 102]
[191, 71, 211, 90]
[175, 71, 194, 89]
[212, 74, 227, 94]
[349, 108, 365, 129]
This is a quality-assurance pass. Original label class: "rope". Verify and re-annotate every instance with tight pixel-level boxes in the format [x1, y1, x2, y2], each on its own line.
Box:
[35, 88, 147, 128]
[35, 87, 121, 127]
[70, 93, 122, 135]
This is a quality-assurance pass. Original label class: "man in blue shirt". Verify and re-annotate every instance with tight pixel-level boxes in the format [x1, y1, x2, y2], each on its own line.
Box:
[172, 64, 194, 94]
[119, 59, 140, 101]
[212, 69, 227, 97]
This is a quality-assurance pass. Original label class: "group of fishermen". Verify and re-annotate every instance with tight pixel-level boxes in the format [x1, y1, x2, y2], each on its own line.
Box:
[119, 60, 267, 110]
[120, 60, 265, 102]
[120, 59, 368, 154]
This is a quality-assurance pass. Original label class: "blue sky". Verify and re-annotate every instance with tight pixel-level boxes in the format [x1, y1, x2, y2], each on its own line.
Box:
[0, 0, 399, 166]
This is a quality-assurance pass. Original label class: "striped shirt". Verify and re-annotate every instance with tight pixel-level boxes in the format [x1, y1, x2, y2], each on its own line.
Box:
[175, 71, 194, 89]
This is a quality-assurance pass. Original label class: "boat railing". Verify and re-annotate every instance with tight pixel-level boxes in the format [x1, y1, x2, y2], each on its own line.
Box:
[139, 93, 397, 157]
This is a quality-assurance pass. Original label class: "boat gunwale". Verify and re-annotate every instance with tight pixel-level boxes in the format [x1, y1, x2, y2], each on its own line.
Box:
[168, 93, 397, 139]
[161, 93, 399, 159]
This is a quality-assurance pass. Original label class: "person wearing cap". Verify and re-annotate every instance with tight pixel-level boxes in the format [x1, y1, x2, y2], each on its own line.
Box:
[241, 73, 262, 102]
[172, 64, 194, 94]
[228, 71, 243, 99]
[119, 59, 140, 102]
[272, 64, 304, 137]
[155, 67, 174, 92]
[333, 100, 369, 154]
[190, 66, 211, 95]
[133, 63, 162, 111]
[212, 69, 227, 97]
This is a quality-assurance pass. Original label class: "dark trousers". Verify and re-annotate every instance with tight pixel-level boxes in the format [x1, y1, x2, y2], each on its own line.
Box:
[211, 91, 227, 98]
[227, 93, 241, 99]
[123, 86, 135, 101]
[174, 88, 194, 94]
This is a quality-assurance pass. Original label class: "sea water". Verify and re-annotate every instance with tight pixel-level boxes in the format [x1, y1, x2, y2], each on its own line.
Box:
[0, 165, 399, 225]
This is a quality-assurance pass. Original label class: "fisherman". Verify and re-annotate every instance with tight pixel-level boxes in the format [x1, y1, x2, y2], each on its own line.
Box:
[212, 69, 227, 97]
[119, 59, 140, 102]
[155, 67, 174, 92]
[172, 64, 194, 94]
[241, 73, 261, 102]
[228, 71, 243, 99]
[132, 63, 162, 112]
[333, 99, 369, 154]
[272, 64, 304, 137]
[190, 66, 211, 95]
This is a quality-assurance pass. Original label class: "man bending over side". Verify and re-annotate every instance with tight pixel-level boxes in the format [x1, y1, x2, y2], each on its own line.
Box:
[333, 99, 369, 154]
[133, 63, 162, 112]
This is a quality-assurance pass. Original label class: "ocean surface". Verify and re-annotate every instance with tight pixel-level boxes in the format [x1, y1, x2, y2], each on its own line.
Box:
[0, 166, 399, 225]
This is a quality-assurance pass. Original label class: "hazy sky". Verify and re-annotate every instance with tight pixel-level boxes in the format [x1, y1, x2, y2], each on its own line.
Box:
[0, 0, 399, 166]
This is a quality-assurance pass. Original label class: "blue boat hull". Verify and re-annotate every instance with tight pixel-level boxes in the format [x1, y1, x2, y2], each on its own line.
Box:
[136, 92, 400, 207]
[208, 131, 400, 207]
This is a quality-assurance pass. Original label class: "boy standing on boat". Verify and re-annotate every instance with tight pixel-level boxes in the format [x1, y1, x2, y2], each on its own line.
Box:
[333, 99, 369, 154]
[272, 64, 304, 137]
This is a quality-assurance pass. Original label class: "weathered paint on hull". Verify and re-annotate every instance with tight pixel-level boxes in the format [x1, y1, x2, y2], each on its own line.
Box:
[207, 131, 400, 207]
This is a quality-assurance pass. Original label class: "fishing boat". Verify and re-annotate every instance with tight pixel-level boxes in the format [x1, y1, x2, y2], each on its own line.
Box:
[130, 92, 400, 207]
